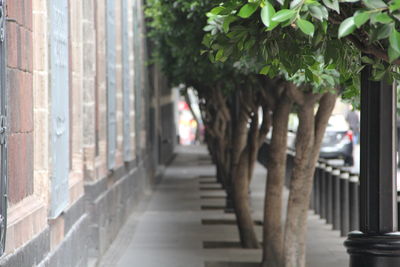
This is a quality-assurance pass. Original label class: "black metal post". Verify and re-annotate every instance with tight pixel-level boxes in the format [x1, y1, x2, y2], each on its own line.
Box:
[345, 65, 400, 267]
[314, 163, 321, 215]
[332, 168, 341, 230]
[340, 171, 350, 237]
[398, 192, 400, 229]
[349, 174, 360, 231]
[326, 166, 333, 224]
[310, 167, 316, 210]
[320, 163, 327, 220]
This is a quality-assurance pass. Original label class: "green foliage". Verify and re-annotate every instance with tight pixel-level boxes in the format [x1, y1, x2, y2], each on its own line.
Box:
[252, 0, 400, 73]
[203, 0, 363, 100]
[146, 0, 269, 100]
[145, 0, 234, 93]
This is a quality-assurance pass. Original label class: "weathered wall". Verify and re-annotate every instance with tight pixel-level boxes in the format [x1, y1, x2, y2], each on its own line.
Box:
[0, 0, 176, 266]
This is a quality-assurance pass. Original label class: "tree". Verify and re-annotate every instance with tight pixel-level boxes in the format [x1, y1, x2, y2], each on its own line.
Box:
[145, 0, 274, 248]
[203, 2, 358, 266]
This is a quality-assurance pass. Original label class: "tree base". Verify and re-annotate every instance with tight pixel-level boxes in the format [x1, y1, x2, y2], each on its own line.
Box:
[345, 231, 400, 267]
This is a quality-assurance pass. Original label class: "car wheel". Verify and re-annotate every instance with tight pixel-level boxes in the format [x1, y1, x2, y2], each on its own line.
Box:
[344, 156, 354, 166]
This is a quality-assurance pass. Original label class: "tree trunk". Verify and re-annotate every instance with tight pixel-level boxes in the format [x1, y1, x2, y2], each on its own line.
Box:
[283, 92, 337, 267]
[261, 96, 292, 267]
[233, 146, 260, 248]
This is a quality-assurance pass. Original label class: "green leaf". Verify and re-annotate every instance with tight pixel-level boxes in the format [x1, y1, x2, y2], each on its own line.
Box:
[354, 12, 370, 28]
[389, 28, 400, 54]
[388, 45, 400, 62]
[215, 49, 224, 61]
[203, 25, 214, 32]
[259, 66, 271, 75]
[296, 19, 315, 36]
[372, 68, 387, 81]
[290, 0, 303, 9]
[238, 3, 259, 18]
[267, 21, 279, 31]
[375, 23, 393, 40]
[322, 0, 340, 13]
[338, 17, 356, 38]
[309, 5, 325, 21]
[208, 52, 215, 63]
[223, 16, 238, 33]
[362, 0, 387, 9]
[374, 13, 394, 24]
[390, 0, 400, 11]
[361, 56, 374, 64]
[322, 20, 328, 33]
[202, 34, 212, 47]
[210, 6, 225, 15]
[261, 2, 276, 27]
[271, 9, 297, 22]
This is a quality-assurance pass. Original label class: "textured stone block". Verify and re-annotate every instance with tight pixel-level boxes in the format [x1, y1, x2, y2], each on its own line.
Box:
[8, 133, 33, 203]
[6, 22, 19, 69]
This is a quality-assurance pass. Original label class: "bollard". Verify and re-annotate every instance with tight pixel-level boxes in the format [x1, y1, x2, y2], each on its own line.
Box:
[398, 192, 400, 229]
[349, 174, 359, 231]
[340, 172, 350, 237]
[285, 151, 295, 188]
[314, 162, 321, 214]
[320, 163, 327, 220]
[332, 168, 341, 230]
[326, 165, 333, 224]
[310, 164, 318, 210]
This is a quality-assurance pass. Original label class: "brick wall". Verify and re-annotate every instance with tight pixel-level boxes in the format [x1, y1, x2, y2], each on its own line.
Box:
[0, 0, 175, 264]
[6, 0, 34, 204]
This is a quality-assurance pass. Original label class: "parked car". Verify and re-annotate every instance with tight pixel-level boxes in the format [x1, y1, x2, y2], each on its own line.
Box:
[320, 115, 354, 166]
[287, 114, 354, 166]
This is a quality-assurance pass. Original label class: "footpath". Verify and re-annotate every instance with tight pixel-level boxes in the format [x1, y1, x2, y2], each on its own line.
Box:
[99, 145, 347, 267]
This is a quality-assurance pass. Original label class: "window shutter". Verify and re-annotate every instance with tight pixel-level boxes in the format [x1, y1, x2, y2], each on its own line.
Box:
[49, 0, 70, 219]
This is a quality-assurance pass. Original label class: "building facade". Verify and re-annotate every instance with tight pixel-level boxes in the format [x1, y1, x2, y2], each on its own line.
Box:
[0, 0, 176, 266]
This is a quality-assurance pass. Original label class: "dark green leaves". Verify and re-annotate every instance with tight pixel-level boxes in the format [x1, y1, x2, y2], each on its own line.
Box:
[296, 19, 315, 36]
[374, 13, 393, 24]
[388, 46, 400, 62]
[322, 0, 340, 13]
[354, 12, 370, 28]
[259, 65, 271, 75]
[338, 17, 356, 38]
[223, 16, 238, 33]
[390, 0, 400, 11]
[238, 3, 259, 18]
[362, 0, 387, 9]
[271, 9, 296, 22]
[389, 29, 400, 54]
[260, 2, 276, 27]
[309, 5, 328, 21]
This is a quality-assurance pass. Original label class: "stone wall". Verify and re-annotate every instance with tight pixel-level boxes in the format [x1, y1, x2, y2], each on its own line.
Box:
[0, 0, 176, 266]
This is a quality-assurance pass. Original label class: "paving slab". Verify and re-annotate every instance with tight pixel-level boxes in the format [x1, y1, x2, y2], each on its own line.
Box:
[99, 145, 347, 267]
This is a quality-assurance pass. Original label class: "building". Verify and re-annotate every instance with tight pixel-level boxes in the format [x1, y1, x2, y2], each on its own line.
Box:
[0, 0, 176, 266]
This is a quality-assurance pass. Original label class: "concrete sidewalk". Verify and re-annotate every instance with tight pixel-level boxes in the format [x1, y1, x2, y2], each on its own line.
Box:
[99, 145, 347, 267]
